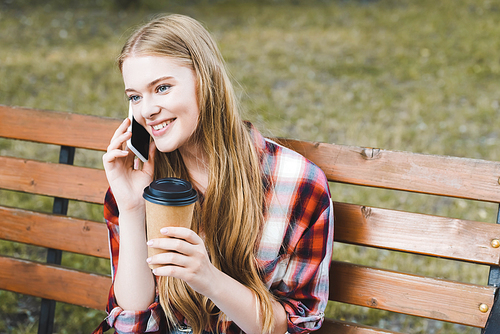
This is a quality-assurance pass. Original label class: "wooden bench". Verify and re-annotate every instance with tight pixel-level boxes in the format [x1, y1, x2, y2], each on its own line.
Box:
[1, 105, 499, 334]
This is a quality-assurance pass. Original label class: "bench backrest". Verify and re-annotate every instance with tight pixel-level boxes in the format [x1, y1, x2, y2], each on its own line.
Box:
[0, 106, 118, 333]
[1, 105, 500, 334]
[276, 139, 500, 333]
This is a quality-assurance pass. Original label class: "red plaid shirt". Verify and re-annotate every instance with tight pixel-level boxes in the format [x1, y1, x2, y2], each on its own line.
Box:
[95, 125, 334, 334]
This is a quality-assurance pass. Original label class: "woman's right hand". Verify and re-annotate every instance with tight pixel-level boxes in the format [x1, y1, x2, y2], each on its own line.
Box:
[102, 118, 156, 214]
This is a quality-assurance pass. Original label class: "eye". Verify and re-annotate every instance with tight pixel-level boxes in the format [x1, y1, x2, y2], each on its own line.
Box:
[128, 95, 141, 103]
[156, 84, 171, 94]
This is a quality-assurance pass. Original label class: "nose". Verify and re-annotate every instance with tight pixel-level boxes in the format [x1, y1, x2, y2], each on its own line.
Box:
[140, 96, 161, 120]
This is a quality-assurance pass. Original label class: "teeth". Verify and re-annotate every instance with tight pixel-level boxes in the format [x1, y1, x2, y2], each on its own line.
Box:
[152, 119, 173, 130]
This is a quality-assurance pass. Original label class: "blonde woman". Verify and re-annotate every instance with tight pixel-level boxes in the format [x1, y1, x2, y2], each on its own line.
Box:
[94, 14, 333, 334]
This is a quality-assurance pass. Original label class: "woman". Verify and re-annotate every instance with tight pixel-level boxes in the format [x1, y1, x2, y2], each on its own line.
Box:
[94, 14, 333, 334]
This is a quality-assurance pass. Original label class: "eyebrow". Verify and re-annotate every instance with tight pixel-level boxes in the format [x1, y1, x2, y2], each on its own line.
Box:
[125, 76, 174, 93]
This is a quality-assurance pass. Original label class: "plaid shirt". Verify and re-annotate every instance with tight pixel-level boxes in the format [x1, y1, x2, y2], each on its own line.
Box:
[95, 125, 334, 334]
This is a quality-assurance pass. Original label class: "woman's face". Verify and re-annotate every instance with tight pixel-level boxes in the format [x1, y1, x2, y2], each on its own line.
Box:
[122, 55, 200, 154]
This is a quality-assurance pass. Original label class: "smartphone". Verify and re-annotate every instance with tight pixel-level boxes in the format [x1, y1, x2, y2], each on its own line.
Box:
[126, 102, 150, 163]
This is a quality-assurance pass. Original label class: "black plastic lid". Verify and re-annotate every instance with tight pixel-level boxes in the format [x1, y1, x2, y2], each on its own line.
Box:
[143, 178, 198, 206]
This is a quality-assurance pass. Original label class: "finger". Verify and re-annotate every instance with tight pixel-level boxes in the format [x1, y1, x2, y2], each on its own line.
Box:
[105, 119, 131, 159]
[107, 131, 132, 152]
[148, 237, 194, 256]
[102, 148, 130, 164]
[148, 254, 198, 281]
[160, 227, 201, 245]
[147, 251, 187, 268]
[151, 264, 182, 278]
[110, 118, 131, 143]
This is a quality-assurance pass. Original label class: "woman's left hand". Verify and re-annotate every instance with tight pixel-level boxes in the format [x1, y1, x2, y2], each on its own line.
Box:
[146, 227, 218, 297]
[147, 228, 289, 334]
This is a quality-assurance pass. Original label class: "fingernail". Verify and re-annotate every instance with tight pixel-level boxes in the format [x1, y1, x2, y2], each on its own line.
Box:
[146, 257, 151, 263]
[160, 228, 168, 234]
[146, 240, 153, 246]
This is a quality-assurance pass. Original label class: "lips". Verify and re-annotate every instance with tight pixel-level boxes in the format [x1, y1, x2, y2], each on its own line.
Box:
[149, 118, 176, 136]
[152, 119, 175, 130]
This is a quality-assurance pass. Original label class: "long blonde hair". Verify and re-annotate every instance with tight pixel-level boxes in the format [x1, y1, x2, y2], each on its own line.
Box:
[118, 14, 275, 334]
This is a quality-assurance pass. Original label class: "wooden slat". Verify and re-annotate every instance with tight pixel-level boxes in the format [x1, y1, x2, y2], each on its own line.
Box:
[316, 319, 401, 334]
[3, 106, 500, 203]
[5, 106, 500, 202]
[0, 206, 109, 259]
[276, 138, 500, 203]
[0, 256, 111, 310]
[0, 156, 108, 204]
[330, 261, 496, 328]
[0, 105, 120, 151]
[334, 202, 500, 265]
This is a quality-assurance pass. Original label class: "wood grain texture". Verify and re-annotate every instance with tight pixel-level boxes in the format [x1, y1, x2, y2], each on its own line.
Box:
[0, 206, 109, 258]
[0, 156, 108, 204]
[330, 261, 496, 327]
[0, 105, 121, 151]
[334, 202, 500, 265]
[276, 138, 500, 203]
[0, 256, 111, 310]
[316, 319, 401, 334]
[4, 107, 500, 202]
[2, 106, 500, 331]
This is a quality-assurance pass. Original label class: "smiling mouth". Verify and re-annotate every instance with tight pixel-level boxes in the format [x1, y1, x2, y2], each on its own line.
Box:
[152, 118, 176, 131]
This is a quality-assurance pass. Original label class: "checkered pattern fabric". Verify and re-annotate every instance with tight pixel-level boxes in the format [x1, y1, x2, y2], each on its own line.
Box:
[94, 124, 334, 334]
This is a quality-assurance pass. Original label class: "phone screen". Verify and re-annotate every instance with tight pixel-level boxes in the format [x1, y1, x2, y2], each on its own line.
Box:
[127, 103, 150, 163]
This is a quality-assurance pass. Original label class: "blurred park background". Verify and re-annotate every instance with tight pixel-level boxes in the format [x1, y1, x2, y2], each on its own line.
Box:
[1, 0, 500, 333]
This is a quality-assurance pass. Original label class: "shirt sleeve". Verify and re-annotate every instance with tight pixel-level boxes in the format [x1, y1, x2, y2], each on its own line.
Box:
[270, 166, 334, 334]
[103, 188, 164, 334]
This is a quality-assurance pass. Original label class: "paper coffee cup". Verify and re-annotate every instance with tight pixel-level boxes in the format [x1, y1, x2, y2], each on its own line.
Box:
[143, 178, 198, 270]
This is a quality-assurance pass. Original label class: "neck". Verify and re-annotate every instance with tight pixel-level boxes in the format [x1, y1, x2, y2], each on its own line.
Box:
[178, 142, 209, 194]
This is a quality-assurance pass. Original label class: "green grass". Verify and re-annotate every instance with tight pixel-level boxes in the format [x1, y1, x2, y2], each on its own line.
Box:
[1, 0, 500, 333]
